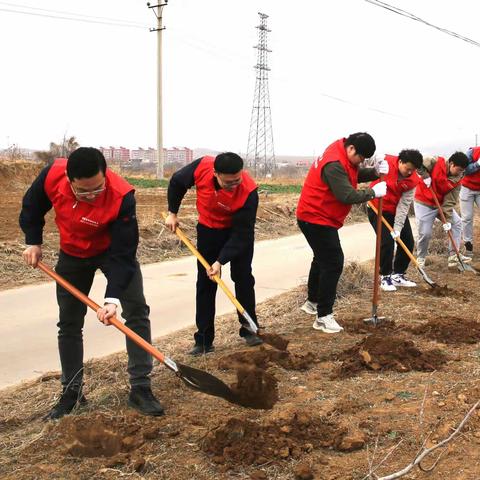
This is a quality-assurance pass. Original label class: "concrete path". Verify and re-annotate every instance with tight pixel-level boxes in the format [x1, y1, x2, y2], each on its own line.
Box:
[0, 222, 376, 389]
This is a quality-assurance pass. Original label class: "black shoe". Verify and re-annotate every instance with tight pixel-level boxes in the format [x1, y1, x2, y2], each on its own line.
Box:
[128, 385, 165, 416]
[465, 241, 473, 252]
[189, 344, 215, 356]
[44, 387, 87, 421]
[244, 334, 263, 347]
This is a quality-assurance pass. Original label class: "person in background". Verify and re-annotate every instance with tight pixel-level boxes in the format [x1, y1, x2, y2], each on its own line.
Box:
[20, 147, 164, 420]
[297, 132, 387, 333]
[165, 152, 261, 355]
[414, 152, 470, 268]
[367, 149, 423, 291]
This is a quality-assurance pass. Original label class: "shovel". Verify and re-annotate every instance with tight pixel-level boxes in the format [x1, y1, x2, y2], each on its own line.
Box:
[36, 260, 246, 407]
[161, 213, 289, 351]
[364, 178, 385, 326]
[367, 201, 438, 288]
[429, 188, 479, 275]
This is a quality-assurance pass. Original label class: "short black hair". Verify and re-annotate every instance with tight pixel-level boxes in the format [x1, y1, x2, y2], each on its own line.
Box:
[344, 132, 376, 158]
[214, 152, 244, 174]
[398, 149, 423, 169]
[448, 151, 468, 168]
[67, 147, 107, 181]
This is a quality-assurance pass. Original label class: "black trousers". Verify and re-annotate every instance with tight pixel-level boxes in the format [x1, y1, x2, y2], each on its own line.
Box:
[194, 223, 258, 347]
[298, 220, 344, 317]
[367, 208, 414, 276]
[55, 250, 153, 390]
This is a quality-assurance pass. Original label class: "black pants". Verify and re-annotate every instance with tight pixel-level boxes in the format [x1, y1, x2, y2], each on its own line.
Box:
[55, 251, 153, 390]
[298, 220, 344, 317]
[194, 223, 258, 347]
[367, 208, 414, 276]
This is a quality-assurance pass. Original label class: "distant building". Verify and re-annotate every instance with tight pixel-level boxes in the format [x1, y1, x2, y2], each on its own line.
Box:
[99, 146, 130, 164]
[164, 147, 193, 165]
[131, 147, 157, 163]
[98, 145, 193, 166]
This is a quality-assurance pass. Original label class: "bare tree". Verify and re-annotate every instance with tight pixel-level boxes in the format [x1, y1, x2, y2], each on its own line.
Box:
[34, 136, 80, 164]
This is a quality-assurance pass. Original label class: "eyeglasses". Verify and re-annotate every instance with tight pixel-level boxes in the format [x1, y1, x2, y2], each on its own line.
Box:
[70, 183, 105, 198]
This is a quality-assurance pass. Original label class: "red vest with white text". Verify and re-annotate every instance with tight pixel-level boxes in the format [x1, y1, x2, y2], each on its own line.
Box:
[370, 155, 420, 214]
[462, 147, 480, 190]
[194, 156, 257, 229]
[415, 157, 456, 207]
[44, 158, 134, 258]
[296, 138, 358, 229]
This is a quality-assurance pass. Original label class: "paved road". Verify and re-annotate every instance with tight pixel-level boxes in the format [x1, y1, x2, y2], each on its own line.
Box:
[0, 222, 376, 389]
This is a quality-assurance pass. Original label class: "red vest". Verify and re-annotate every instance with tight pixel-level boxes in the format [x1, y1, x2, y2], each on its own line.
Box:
[415, 157, 456, 206]
[44, 158, 134, 258]
[296, 138, 358, 229]
[193, 156, 257, 229]
[370, 155, 420, 214]
[462, 147, 480, 190]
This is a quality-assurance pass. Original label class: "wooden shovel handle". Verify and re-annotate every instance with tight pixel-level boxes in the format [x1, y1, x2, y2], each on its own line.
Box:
[36, 261, 166, 364]
[372, 176, 383, 308]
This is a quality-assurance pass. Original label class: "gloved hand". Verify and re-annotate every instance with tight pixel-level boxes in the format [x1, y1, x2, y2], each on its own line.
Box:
[372, 181, 387, 198]
[376, 159, 389, 175]
[390, 230, 400, 239]
[442, 222, 452, 232]
[423, 177, 432, 187]
[476, 159, 480, 167]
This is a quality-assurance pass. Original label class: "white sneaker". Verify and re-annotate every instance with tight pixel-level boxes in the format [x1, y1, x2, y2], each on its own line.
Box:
[312, 314, 344, 333]
[300, 299, 317, 315]
[391, 273, 417, 288]
[416, 257, 426, 269]
[448, 254, 473, 267]
[380, 275, 397, 292]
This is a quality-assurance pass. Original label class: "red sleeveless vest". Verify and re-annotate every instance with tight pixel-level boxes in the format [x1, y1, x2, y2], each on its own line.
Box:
[193, 156, 257, 228]
[415, 157, 456, 207]
[462, 147, 480, 190]
[44, 158, 134, 258]
[296, 138, 358, 229]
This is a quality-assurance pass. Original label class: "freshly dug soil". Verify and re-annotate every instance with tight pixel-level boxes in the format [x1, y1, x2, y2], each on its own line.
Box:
[341, 316, 397, 334]
[407, 317, 480, 344]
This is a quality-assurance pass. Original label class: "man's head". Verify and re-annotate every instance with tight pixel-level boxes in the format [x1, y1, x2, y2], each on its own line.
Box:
[344, 132, 376, 166]
[448, 151, 468, 176]
[67, 147, 107, 202]
[398, 149, 423, 177]
[213, 152, 244, 191]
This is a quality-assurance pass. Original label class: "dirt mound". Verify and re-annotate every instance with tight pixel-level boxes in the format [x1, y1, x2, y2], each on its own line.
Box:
[342, 316, 397, 334]
[231, 366, 278, 409]
[259, 332, 290, 350]
[0, 161, 42, 191]
[407, 317, 480, 344]
[219, 346, 316, 371]
[202, 408, 364, 466]
[425, 285, 468, 299]
[333, 334, 447, 378]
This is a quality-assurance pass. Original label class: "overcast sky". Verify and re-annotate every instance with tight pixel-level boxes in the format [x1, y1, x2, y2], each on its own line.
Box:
[1, 0, 479, 157]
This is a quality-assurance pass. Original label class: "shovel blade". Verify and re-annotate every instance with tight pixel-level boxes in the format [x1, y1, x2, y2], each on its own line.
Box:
[363, 315, 386, 326]
[175, 362, 239, 405]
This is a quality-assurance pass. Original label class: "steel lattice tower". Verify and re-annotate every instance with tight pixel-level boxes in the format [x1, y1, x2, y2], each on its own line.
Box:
[246, 12, 275, 177]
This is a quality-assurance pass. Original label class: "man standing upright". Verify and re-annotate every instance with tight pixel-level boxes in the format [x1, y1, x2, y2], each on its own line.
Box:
[20, 147, 164, 420]
[165, 152, 261, 355]
[296, 132, 387, 333]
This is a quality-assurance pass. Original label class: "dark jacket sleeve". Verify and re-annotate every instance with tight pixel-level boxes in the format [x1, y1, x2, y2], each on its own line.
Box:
[322, 162, 376, 205]
[358, 167, 380, 183]
[167, 158, 202, 213]
[19, 165, 53, 245]
[217, 189, 259, 265]
[104, 191, 139, 298]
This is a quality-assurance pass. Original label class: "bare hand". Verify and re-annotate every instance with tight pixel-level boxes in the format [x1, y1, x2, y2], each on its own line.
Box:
[22, 245, 42, 267]
[207, 261, 222, 281]
[96, 304, 117, 325]
[165, 213, 179, 232]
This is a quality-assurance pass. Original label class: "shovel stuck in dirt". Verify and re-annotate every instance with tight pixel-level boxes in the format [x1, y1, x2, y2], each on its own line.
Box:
[36, 261, 273, 409]
[429, 188, 479, 275]
[161, 213, 289, 351]
[368, 201, 439, 289]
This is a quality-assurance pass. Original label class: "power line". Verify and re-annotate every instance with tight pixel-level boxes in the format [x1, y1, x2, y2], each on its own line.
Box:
[364, 0, 480, 48]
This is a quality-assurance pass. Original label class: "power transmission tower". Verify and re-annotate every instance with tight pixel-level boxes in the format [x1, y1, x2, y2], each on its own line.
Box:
[246, 12, 275, 178]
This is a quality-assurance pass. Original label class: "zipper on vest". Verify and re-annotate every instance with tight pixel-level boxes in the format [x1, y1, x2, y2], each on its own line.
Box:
[73, 201, 78, 209]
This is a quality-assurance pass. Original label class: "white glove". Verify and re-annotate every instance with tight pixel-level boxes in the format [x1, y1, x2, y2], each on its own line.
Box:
[423, 177, 432, 187]
[376, 159, 389, 175]
[442, 222, 451, 232]
[390, 230, 400, 239]
[476, 159, 480, 167]
[372, 181, 387, 198]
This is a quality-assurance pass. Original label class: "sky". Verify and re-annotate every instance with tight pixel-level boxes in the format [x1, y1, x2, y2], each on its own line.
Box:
[1, 0, 479, 157]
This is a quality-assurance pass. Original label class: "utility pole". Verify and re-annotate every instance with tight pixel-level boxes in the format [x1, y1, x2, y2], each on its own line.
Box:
[246, 12, 275, 178]
[475, 133, 478, 147]
[147, 1, 168, 179]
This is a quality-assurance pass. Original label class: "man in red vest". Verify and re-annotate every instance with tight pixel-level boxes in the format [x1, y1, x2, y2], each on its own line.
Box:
[165, 152, 260, 355]
[296, 133, 387, 333]
[414, 152, 470, 268]
[368, 150, 423, 291]
[20, 147, 164, 420]
[460, 146, 480, 257]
